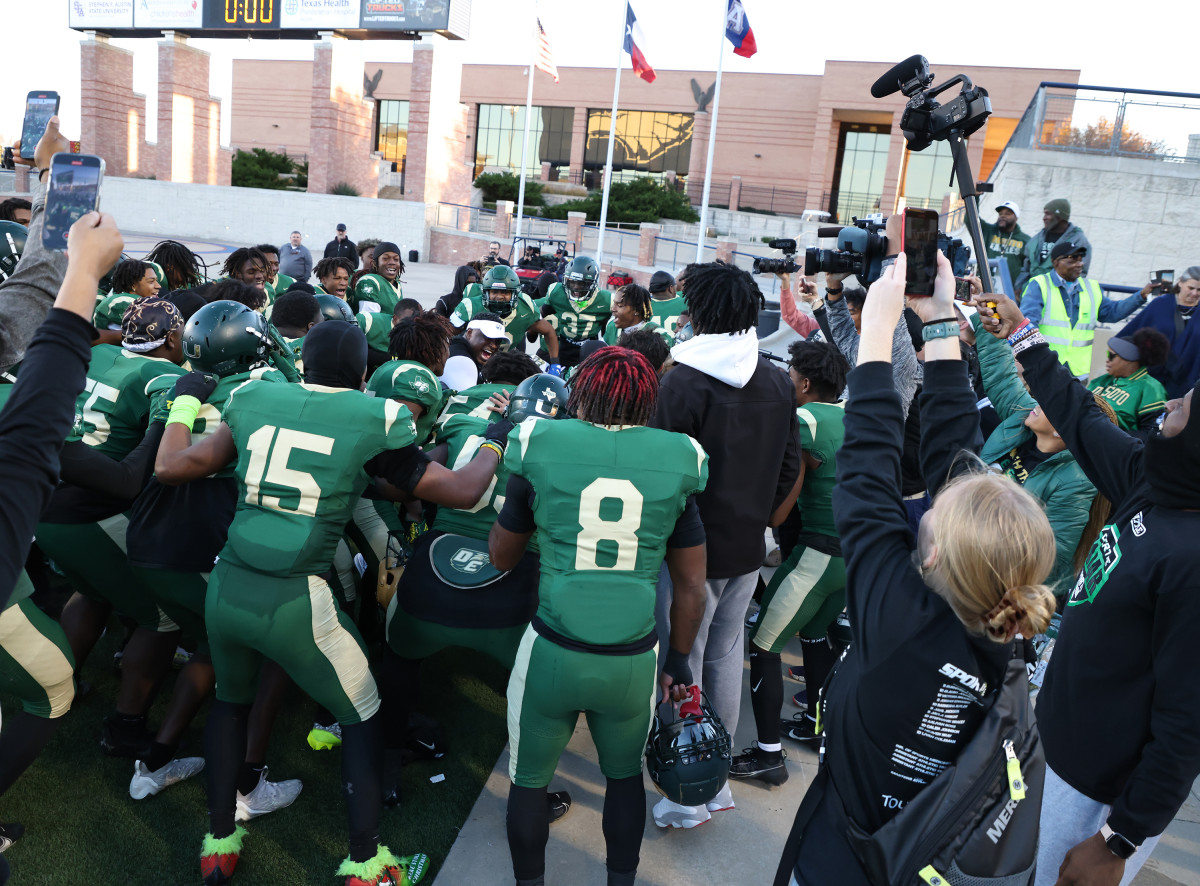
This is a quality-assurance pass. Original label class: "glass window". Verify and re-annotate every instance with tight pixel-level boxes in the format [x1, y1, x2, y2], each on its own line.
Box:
[900, 140, 958, 210]
[473, 104, 574, 179]
[831, 123, 890, 223]
[584, 109, 693, 184]
[375, 100, 409, 164]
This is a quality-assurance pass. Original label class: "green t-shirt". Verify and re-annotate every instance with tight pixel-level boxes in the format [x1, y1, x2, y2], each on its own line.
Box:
[430, 412, 514, 541]
[94, 291, 137, 331]
[536, 284, 613, 344]
[505, 419, 707, 645]
[67, 344, 185, 458]
[356, 311, 391, 354]
[1087, 368, 1168, 432]
[365, 359, 445, 445]
[219, 381, 417, 577]
[979, 221, 1030, 285]
[650, 295, 688, 336]
[434, 382, 514, 438]
[352, 273, 402, 315]
[794, 400, 846, 538]
[452, 293, 541, 351]
[603, 317, 674, 348]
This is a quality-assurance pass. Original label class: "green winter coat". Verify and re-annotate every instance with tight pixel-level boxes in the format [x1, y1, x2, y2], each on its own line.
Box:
[972, 314, 1097, 596]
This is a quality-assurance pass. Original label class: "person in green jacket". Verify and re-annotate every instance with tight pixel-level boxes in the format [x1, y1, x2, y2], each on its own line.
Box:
[971, 309, 1103, 598]
[602, 283, 674, 348]
[1087, 329, 1170, 433]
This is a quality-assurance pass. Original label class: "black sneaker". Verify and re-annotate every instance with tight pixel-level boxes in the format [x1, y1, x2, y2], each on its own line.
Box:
[0, 821, 24, 853]
[547, 790, 572, 824]
[728, 745, 788, 786]
[100, 713, 154, 759]
[780, 715, 822, 748]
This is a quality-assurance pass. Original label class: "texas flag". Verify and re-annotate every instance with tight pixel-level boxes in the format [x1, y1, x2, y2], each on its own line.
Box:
[725, 0, 758, 58]
[623, 3, 656, 83]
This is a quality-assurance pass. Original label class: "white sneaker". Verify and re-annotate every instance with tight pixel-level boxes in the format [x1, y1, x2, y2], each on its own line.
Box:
[129, 757, 205, 800]
[235, 767, 303, 821]
[652, 796, 711, 829]
[706, 782, 735, 813]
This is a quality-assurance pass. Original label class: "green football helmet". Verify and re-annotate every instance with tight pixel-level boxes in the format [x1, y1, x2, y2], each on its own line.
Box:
[316, 294, 356, 323]
[481, 265, 522, 318]
[0, 221, 27, 283]
[563, 256, 599, 305]
[182, 300, 271, 377]
[506, 373, 569, 423]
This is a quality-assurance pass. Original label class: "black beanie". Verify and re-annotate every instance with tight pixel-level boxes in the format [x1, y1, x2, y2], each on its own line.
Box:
[301, 320, 368, 389]
[374, 242, 401, 263]
[1143, 378, 1200, 509]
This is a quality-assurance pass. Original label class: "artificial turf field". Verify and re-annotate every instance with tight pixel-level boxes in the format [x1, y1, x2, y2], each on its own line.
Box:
[0, 600, 511, 886]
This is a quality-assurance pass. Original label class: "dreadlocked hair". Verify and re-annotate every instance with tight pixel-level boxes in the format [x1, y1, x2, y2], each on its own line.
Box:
[146, 239, 207, 289]
[567, 346, 658, 427]
[480, 350, 540, 385]
[788, 339, 850, 401]
[315, 256, 355, 282]
[682, 262, 763, 334]
[617, 283, 653, 322]
[388, 311, 452, 368]
[221, 247, 268, 281]
[111, 259, 152, 294]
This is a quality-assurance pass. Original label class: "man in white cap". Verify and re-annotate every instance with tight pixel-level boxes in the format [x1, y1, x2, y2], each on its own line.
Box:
[440, 313, 510, 390]
[979, 200, 1029, 292]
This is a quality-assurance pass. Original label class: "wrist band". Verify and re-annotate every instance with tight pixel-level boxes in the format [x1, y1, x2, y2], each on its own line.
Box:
[825, 286, 842, 295]
[922, 316, 957, 328]
[921, 321, 958, 342]
[1007, 320, 1038, 347]
[165, 394, 202, 430]
[1011, 330, 1047, 357]
[478, 441, 504, 460]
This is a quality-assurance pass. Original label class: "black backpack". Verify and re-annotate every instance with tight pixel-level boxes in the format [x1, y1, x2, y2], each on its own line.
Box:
[840, 656, 1045, 885]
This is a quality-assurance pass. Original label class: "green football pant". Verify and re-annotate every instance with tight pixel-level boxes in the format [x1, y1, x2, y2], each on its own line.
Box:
[35, 517, 179, 633]
[750, 546, 847, 654]
[507, 627, 658, 788]
[129, 566, 210, 656]
[385, 596, 527, 668]
[206, 561, 379, 725]
[0, 597, 76, 718]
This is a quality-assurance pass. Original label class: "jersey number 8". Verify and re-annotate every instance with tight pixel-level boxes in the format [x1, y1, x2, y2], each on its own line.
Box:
[575, 479, 643, 571]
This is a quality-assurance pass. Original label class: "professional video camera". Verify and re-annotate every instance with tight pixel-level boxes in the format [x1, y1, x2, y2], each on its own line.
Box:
[803, 214, 971, 286]
[752, 239, 800, 275]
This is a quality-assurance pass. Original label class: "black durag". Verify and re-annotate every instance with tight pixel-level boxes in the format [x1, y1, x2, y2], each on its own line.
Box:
[302, 320, 368, 390]
[1143, 379, 1200, 509]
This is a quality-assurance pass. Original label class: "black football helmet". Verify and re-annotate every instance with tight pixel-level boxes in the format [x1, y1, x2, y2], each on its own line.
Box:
[563, 256, 599, 305]
[316, 293, 356, 323]
[481, 265, 522, 318]
[182, 300, 271, 377]
[506, 373, 569, 423]
[645, 687, 732, 807]
[0, 221, 27, 283]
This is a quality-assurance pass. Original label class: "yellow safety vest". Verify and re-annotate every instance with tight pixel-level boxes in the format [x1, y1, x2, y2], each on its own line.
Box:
[1036, 274, 1101, 377]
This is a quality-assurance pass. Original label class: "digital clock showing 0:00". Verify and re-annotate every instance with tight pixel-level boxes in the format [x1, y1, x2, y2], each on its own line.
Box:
[202, 0, 281, 28]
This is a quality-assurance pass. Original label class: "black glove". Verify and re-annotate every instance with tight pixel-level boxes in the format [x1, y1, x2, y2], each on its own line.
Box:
[173, 371, 220, 404]
[663, 647, 693, 689]
[483, 418, 515, 452]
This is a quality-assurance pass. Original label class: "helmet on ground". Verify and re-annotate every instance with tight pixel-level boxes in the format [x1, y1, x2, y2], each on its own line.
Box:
[316, 293, 356, 323]
[481, 265, 522, 318]
[506, 373, 569, 423]
[0, 221, 27, 283]
[563, 256, 599, 304]
[645, 687, 732, 807]
[183, 300, 270, 377]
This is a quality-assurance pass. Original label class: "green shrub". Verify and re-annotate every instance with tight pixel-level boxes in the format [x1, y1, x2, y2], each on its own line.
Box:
[542, 177, 699, 224]
[231, 148, 303, 190]
[330, 181, 360, 197]
[473, 171, 544, 206]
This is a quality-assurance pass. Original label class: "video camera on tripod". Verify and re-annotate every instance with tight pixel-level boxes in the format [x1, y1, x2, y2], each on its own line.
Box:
[802, 213, 971, 286]
[752, 239, 800, 275]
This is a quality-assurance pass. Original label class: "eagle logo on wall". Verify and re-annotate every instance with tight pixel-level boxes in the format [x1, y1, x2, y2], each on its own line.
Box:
[691, 79, 716, 113]
[364, 69, 383, 100]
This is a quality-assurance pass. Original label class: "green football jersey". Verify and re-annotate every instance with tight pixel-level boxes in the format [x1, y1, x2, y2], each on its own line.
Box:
[267, 273, 296, 304]
[452, 293, 540, 351]
[430, 412, 515, 541]
[94, 291, 137, 331]
[365, 359, 445, 445]
[282, 334, 306, 376]
[219, 381, 417, 577]
[434, 382, 513, 436]
[536, 284, 613, 344]
[650, 295, 688, 336]
[356, 311, 391, 354]
[505, 419, 707, 645]
[147, 366, 288, 479]
[68, 344, 185, 458]
[794, 400, 846, 537]
[603, 317, 674, 348]
[352, 273, 402, 315]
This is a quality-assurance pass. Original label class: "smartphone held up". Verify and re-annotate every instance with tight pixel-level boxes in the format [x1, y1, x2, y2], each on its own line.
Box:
[42, 153, 105, 252]
[902, 208, 940, 297]
[20, 91, 59, 160]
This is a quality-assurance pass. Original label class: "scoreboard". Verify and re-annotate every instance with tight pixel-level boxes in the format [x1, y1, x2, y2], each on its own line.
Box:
[67, 0, 471, 40]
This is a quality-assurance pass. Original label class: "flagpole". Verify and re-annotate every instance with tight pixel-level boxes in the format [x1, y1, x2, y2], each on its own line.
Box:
[694, 0, 727, 263]
[596, 0, 628, 268]
[514, 3, 538, 242]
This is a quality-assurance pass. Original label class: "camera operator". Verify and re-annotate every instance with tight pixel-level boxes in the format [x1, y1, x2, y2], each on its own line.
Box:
[485, 240, 510, 266]
[775, 271, 820, 340]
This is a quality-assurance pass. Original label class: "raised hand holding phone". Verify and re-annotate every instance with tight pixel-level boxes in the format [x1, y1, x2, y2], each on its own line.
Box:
[19, 91, 60, 161]
[901, 208, 940, 297]
[42, 153, 105, 252]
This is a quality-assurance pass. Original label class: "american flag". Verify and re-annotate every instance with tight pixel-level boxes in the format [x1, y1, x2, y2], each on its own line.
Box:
[534, 18, 559, 83]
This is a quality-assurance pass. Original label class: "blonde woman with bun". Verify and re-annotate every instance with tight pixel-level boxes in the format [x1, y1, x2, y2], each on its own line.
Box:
[774, 234, 1056, 886]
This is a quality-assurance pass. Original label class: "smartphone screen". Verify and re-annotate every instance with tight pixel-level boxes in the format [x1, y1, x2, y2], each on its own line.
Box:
[20, 92, 59, 160]
[954, 277, 972, 302]
[42, 153, 104, 252]
[903, 208, 940, 297]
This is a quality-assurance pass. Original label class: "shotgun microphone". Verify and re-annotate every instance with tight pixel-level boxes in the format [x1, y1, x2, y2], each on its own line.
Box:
[870, 55, 931, 99]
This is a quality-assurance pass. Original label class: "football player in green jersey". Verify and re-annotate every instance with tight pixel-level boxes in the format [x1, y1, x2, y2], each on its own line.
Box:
[451, 265, 563, 374]
[648, 269, 687, 336]
[271, 289, 323, 376]
[434, 350, 539, 434]
[93, 259, 163, 331]
[220, 248, 269, 305]
[351, 242, 404, 315]
[603, 283, 674, 348]
[147, 239, 207, 291]
[315, 256, 354, 298]
[488, 347, 709, 886]
[256, 244, 292, 303]
[534, 256, 613, 367]
[731, 340, 850, 784]
[155, 319, 514, 886]
[357, 298, 422, 378]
